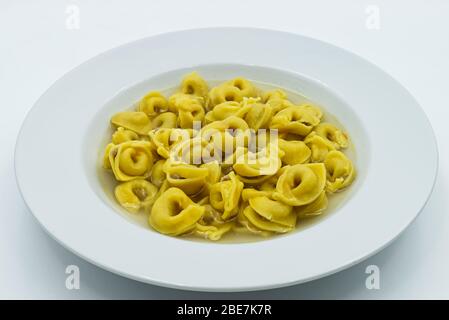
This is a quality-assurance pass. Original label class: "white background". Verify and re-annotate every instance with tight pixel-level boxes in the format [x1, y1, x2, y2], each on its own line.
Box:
[1, 0, 448, 299]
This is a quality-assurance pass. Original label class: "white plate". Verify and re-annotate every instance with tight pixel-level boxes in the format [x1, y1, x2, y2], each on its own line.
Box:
[15, 28, 438, 292]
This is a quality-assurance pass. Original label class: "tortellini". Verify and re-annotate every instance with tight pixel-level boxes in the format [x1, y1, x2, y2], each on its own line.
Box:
[169, 94, 205, 128]
[195, 204, 234, 240]
[111, 111, 152, 135]
[139, 91, 168, 116]
[242, 189, 297, 232]
[263, 89, 290, 114]
[273, 163, 326, 206]
[204, 100, 252, 123]
[208, 77, 258, 107]
[315, 123, 348, 149]
[101, 73, 356, 241]
[278, 139, 311, 165]
[152, 112, 177, 129]
[270, 106, 321, 136]
[233, 143, 283, 179]
[324, 150, 355, 193]
[244, 100, 273, 130]
[150, 159, 166, 187]
[106, 140, 154, 181]
[180, 72, 209, 98]
[112, 127, 139, 144]
[163, 160, 209, 195]
[209, 172, 244, 220]
[115, 179, 158, 213]
[294, 190, 328, 218]
[149, 128, 191, 159]
[304, 132, 336, 162]
[241, 205, 294, 233]
[149, 187, 205, 236]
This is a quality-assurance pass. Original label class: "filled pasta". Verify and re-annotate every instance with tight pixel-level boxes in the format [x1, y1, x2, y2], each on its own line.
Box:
[101, 73, 356, 241]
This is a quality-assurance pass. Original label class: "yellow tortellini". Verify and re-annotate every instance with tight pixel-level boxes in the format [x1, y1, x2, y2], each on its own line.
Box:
[101, 73, 356, 241]
[168, 93, 204, 114]
[115, 179, 158, 213]
[324, 150, 355, 193]
[304, 132, 336, 162]
[201, 116, 250, 153]
[273, 163, 326, 206]
[152, 112, 177, 129]
[149, 187, 205, 236]
[209, 172, 244, 220]
[244, 100, 273, 131]
[177, 99, 205, 128]
[111, 111, 152, 135]
[241, 205, 294, 234]
[200, 161, 222, 193]
[315, 123, 348, 149]
[107, 140, 154, 181]
[112, 127, 139, 144]
[270, 106, 321, 136]
[195, 204, 234, 240]
[102, 143, 115, 169]
[233, 143, 283, 180]
[208, 77, 258, 108]
[242, 189, 297, 232]
[163, 160, 209, 195]
[263, 89, 295, 114]
[204, 101, 250, 123]
[149, 128, 191, 159]
[294, 190, 328, 218]
[226, 77, 258, 98]
[180, 72, 209, 98]
[278, 139, 311, 165]
[150, 159, 166, 188]
[139, 91, 168, 116]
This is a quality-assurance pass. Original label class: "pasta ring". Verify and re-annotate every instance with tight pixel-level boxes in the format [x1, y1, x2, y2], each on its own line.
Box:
[315, 123, 348, 149]
[208, 84, 244, 107]
[270, 106, 320, 136]
[149, 128, 191, 159]
[233, 143, 283, 177]
[242, 205, 294, 233]
[177, 99, 205, 128]
[163, 160, 209, 195]
[278, 139, 311, 165]
[152, 112, 177, 129]
[273, 163, 326, 206]
[168, 93, 204, 113]
[304, 132, 336, 162]
[206, 101, 250, 122]
[195, 204, 234, 240]
[149, 187, 205, 236]
[102, 143, 115, 169]
[180, 72, 209, 98]
[226, 77, 258, 98]
[112, 127, 139, 144]
[324, 150, 355, 192]
[244, 102, 273, 131]
[138, 91, 168, 115]
[294, 190, 328, 218]
[109, 140, 154, 181]
[111, 111, 152, 135]
[114, 179, 158, 213]
[150, 159, 166, 188]
[209, 172, 243, 220]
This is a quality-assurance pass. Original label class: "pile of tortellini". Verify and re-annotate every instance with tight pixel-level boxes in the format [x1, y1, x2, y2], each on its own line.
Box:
[102, 72, 355, 241]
